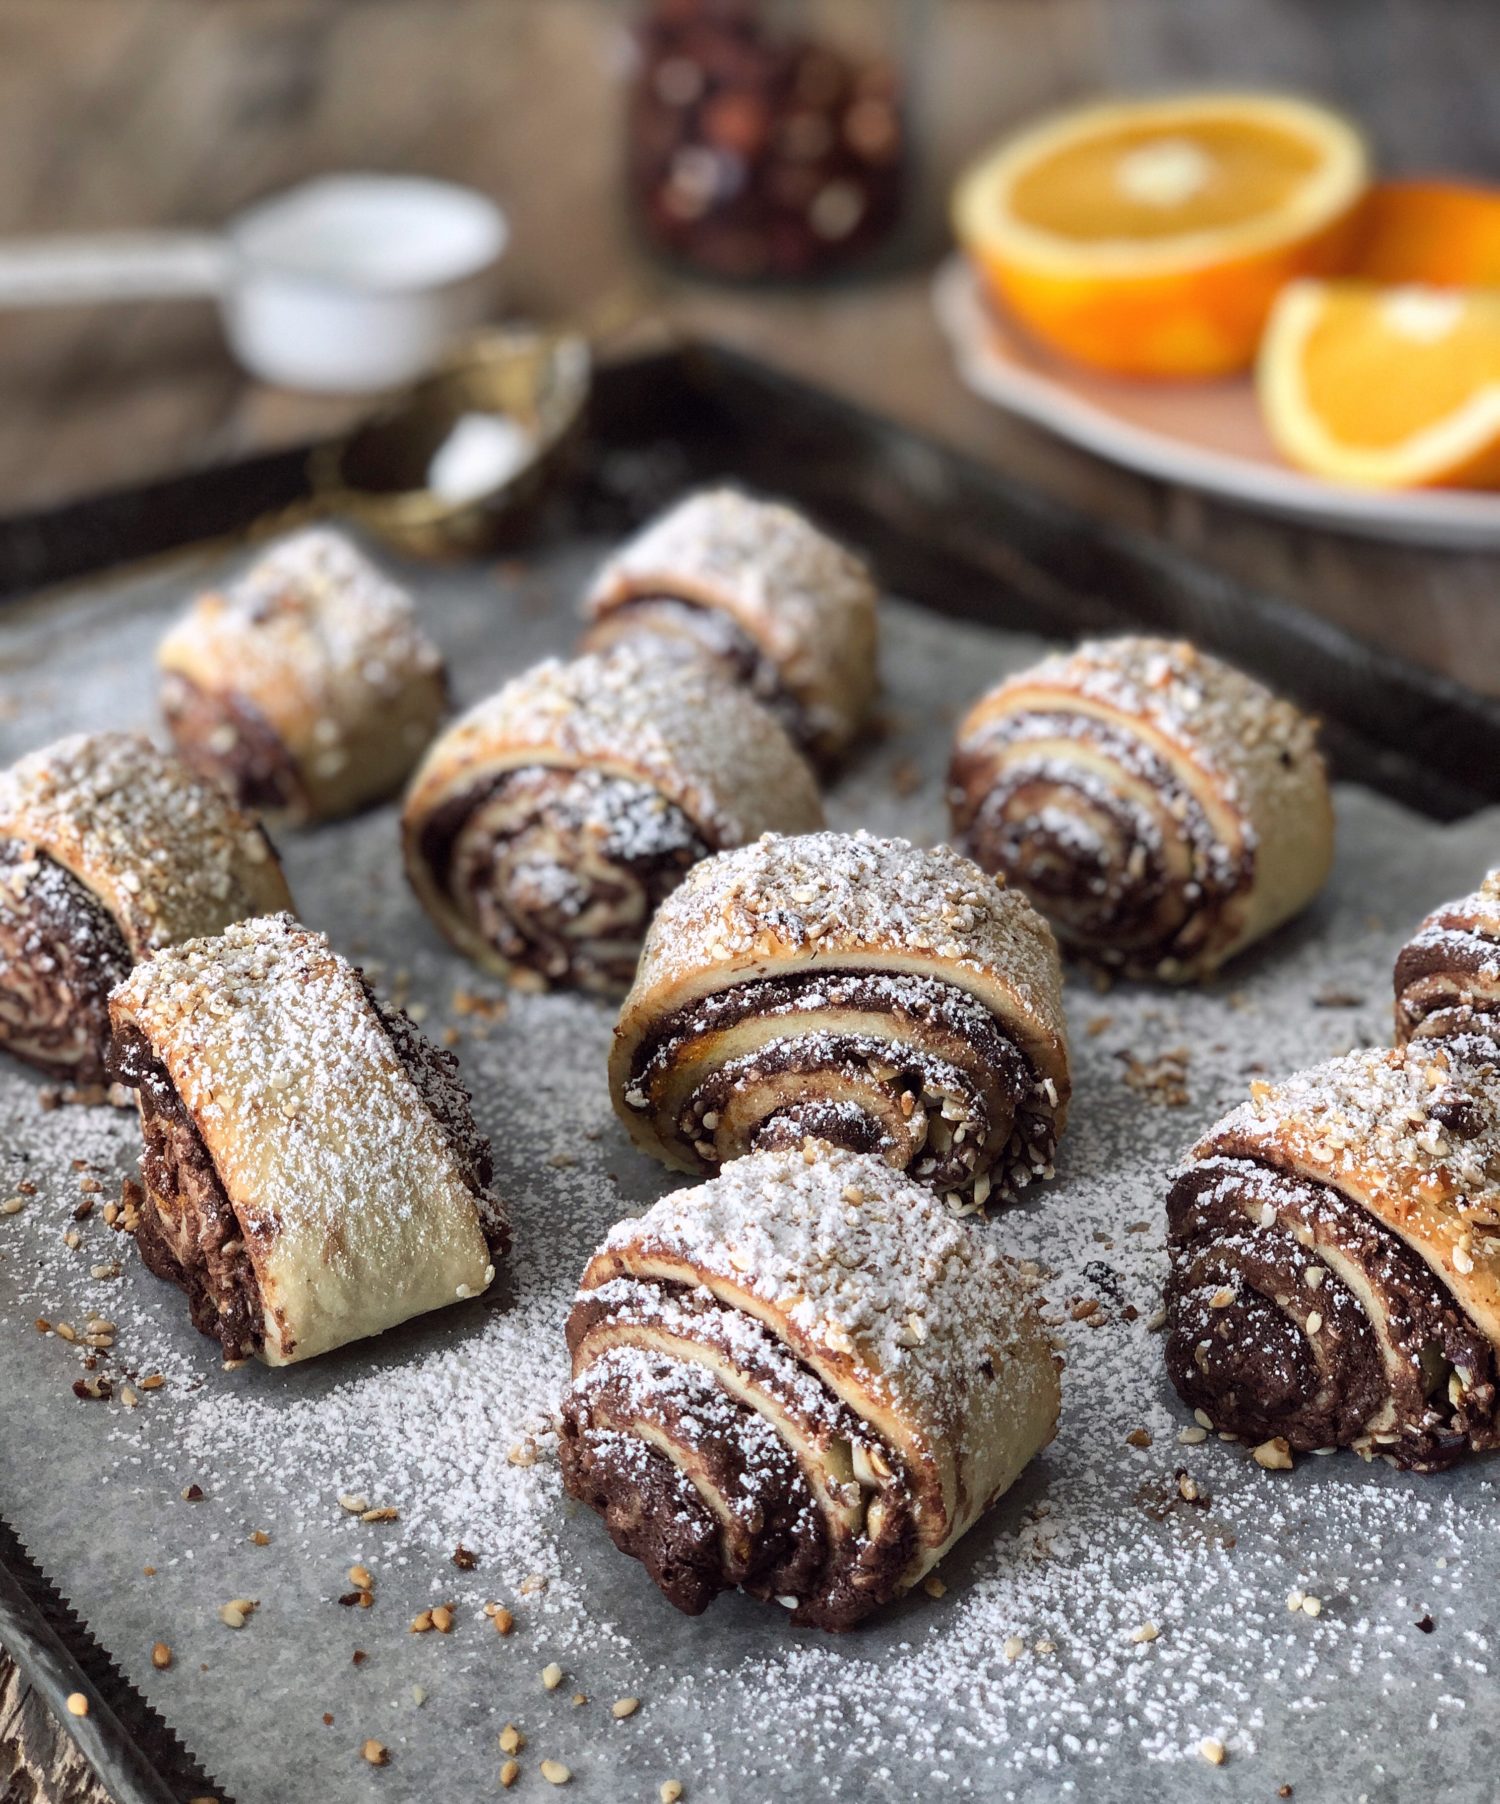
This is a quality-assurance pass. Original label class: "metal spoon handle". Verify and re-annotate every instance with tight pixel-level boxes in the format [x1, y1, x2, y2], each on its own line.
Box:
[0, 231, 229, 307]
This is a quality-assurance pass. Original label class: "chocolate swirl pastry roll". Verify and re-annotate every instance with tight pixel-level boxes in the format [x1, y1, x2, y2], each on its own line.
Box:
[402, 648, 823, 994]
[949, 636, 1334, 982]
[0, 733, 291, 1084]
[580, 488, 879, 765]
[158, 527, 447, 824]
[1395, 871, 1500, 1044]
[1165, 1039, 1500, 1471]
[559, 1143, 1060, 1629]
[107, 914, 506, 1366]
[611, 831, 1069, 1211]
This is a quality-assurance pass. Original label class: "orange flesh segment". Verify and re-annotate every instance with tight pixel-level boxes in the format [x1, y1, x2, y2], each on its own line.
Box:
[1298, 289, 1500, 451]
[1353, 181, 1500, 287]
[1008, 119, 1324, 242]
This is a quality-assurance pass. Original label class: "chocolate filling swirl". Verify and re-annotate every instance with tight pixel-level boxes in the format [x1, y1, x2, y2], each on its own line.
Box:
[159, 671, 307, 818]
[950, 711, 1250, 976]
[623, 969, 1055, 1210]
[1396, 915, 1500, 1046]
[0, 842, 131, 1083]
[560, 1277, 916, 1630]
[419, 765, 711, 994]
[1166, 1156, 1499, 1471]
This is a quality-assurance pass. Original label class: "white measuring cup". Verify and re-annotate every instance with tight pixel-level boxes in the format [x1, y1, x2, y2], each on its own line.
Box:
[0, 174, 509, 392]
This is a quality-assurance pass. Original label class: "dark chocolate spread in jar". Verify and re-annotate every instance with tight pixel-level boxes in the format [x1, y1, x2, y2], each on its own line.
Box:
[627, 0, 914, 282]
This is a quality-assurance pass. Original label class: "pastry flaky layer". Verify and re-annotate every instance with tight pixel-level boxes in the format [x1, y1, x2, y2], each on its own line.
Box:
[1395, 869, 1500, 1045]
[0, 732, 292, 1083]
[948, 636, 1334, 982]
[402, 647, 823, 995]
[559, 1143, 1060, 1629]
[1165, 1037, 1500, 1471]
[611, 830, 1070, 1212]
[158, 527, 448, 824]
[107, 913, 506, 1367]
[580, 487, 879, 765]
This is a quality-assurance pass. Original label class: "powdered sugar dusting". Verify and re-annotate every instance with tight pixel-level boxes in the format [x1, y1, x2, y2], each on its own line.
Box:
[406, 646, 823, 855]
[4, 541, 1500, 1801]
[0, 731, 291, 954]
[585, 487, 878, 755]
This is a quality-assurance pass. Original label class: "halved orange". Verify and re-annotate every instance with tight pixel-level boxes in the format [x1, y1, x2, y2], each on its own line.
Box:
[1352, 180, 1500, 287]
[1258, 279, 1500, 488]
[953, 93, 1370, 379]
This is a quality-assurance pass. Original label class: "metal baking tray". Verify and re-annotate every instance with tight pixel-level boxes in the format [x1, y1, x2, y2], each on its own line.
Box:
[3, 343, 1500, 1804]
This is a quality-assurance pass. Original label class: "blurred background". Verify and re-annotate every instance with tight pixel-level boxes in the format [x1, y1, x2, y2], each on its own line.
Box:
[2, 0, 1498, 681]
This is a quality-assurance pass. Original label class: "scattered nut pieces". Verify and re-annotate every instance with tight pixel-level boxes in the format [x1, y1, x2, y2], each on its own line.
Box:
[500, 1760, 520, 1789]
[66, 1692, 88, 1717]
[452, 1544, 479, 1571]
[361, 1506, 399, 1523]
[348, 1564, 373, 1590]
[1200, 1737, 1226, 1766]
[151, 1641, 172, 1670]
[1253, 1437, 1295, 1471]
[1002, 1635, 1025, 1661]
[922, 1575, 947, 1599]
[181, 1484, 205, 1503]
[1302, 1595, 1323, 1618]
[485, 1604, 515, 1635]
[612, 1697, 640, 1720]
[338, 1493, 369, 1515]
[499, 1725, 525, 1755]
[219, 1599, 257, 1630]
[431, 1604, 454, 1634]
[542, 1662, 564, 1690]
[361, 1739, 389, 1767]
[1178, 1426, 1208, 1445]
[540, 1760, 572, 1786]
[660, 1782, 684, 1804]
[249, 1529, 271, 1546]
[1125, 1428, 1152, 1449]
[1130, 1623, 1159, 1644]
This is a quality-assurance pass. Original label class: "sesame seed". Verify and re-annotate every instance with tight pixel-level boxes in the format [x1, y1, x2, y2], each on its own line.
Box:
[660, 1781, 684, 1803]
[612, 1697, 640, 1719]
[540, 1760, 572, 1785]
[499, 1725, 525, 1755]
[500, 1761, 520, 1789]
[1200, 1737, 1226, 1765]
[542, 1662, 564, 1690]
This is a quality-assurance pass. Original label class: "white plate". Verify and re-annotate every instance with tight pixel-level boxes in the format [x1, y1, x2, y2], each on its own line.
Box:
[933, 255, 1500, 549]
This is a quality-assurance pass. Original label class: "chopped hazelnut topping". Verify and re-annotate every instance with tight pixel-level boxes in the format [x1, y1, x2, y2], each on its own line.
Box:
[151, 1641, 172, 1670]
[612, 1697, 640, 1719]
[1200, 1737, 1226, 1766]
[542, 1662, 564, 1690]
[66, 1693, 89, 1717]
[361, 1740, 389, 1767]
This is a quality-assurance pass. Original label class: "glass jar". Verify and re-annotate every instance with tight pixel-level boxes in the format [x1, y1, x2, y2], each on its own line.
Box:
[625, 0, 924, 284]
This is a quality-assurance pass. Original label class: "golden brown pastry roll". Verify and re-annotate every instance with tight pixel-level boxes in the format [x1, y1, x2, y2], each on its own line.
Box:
[949, 636, 1334, 981]
[611, 830, 1069, 1211]
[401, 647, 823, 995]
[559, 1142, 1060, 1630]
[0, 732, 291, 1085]
[107, 914, 506, 1367]
[158, 527, 447, 824]
[1395, 870, 1500, 1044]
[1165, 1038, 1500, 1471]
[580, 487, 879, 765]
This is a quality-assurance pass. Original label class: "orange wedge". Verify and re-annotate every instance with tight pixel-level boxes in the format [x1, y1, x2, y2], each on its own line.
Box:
[1352, 180, 1500, 287]
[953, 93, 1370, 379]
[1258, 280, 1500, 488]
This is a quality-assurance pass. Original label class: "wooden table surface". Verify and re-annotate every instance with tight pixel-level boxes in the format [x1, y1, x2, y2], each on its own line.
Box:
[2, 2, 1499, 1798]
